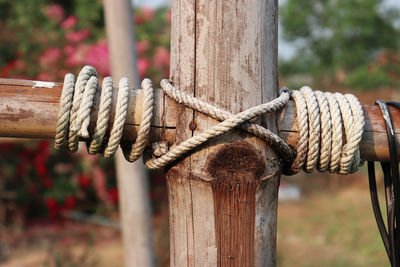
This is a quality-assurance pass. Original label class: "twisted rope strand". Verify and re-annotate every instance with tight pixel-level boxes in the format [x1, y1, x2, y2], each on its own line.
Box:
[314, 91, 332, 172]
[55, 74, 75, 149]
[87, 77, 113, 155]
[127, 78, 154, 162]
[68, 66, 98, 152]
[290, 90, 309, 173]
[103, 78, 130, 157]
[300, 86, 321, 173]
[325, 92, 343, 173]
[345, 93, 365, 173]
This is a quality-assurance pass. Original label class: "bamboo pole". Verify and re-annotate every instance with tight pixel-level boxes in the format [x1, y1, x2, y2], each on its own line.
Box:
[103, 0, 154, 266]
[0, 78, 399, 162]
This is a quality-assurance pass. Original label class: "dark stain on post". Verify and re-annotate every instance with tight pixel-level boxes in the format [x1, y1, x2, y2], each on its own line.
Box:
[207, 141, 266, 183]
[207, 141, 266, 267]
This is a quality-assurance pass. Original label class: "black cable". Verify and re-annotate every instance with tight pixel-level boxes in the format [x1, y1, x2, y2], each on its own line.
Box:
[368, 100, 400, 267]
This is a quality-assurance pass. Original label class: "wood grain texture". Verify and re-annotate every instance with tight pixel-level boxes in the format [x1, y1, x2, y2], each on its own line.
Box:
[0, 78, 176, 142]
[167, 0, 280, 266]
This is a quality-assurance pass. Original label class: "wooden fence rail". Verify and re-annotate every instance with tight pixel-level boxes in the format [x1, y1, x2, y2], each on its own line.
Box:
[0, 78, 398, 162]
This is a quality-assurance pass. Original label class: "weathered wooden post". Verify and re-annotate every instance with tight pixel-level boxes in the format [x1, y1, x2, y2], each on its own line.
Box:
[167, 0, 280, 265]
[1, 1, 400, 265]
[103, 1, 154, 266]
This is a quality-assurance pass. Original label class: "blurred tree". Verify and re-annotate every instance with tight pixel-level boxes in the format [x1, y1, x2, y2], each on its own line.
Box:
[0, 1, 171, 222]
[280, 0, 400, 85]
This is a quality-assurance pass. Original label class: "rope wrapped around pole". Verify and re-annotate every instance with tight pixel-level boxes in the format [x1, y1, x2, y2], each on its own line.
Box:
[55, 65, 365, 175]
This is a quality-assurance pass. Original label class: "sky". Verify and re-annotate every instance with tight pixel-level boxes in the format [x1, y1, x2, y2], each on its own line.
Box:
[133, 0, 400, 59]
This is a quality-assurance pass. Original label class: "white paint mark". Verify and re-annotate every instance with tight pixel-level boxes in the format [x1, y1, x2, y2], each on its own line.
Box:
[32, 81, 55, 88]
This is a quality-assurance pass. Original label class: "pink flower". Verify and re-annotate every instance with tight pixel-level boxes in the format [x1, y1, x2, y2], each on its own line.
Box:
[142, 7, 155, 21]
[137, 58, 151, 78]
[42, 178, 53, 189]
[134, 7, 155, 25]
[64, 45, 85, 66]
[63, 196, 77, 210]
[152, 46, 170, 68]
[44, 4, 65, 23]
[167, 9, 171, 23]
[84, 41, 110, 76]
[14, 60, 25, 71]
[61, 15, 78, 29]
[66, 29, 91, 43]
[39, 47, 62, 66]
[108, 188, 119, 204]
[78, 174, 91, 189]
[37, 72, 54, 81]
[63, 45, 76, 55]
[136, 40, 150, 56]
[0, 61, 16, 77]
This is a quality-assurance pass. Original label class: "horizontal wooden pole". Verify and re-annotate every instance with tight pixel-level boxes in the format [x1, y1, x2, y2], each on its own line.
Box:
[0, 78, 177, 143]
[0, 78, 398, 162]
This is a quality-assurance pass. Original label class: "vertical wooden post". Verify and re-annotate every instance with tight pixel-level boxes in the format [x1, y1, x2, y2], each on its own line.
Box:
[103, 1, 154, 266]
[168, 0, 279, 266]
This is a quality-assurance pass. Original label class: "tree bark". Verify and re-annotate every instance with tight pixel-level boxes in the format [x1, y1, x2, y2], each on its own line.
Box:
[103, 1, 154, 266]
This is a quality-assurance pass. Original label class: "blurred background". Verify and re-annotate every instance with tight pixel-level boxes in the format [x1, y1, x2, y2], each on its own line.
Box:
[0, 0, 399, 266]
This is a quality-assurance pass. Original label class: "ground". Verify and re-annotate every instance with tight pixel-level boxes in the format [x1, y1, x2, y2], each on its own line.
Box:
[0, 168, 390, 266]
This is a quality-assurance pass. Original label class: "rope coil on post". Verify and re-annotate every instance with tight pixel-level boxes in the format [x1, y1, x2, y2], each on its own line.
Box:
[55, 65, 365, 174]
[290, 87, 365, 174]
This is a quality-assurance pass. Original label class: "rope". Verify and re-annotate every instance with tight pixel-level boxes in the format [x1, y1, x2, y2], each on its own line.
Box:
[55, 66, 154, 164]
[55, 66, 365, 174]
[291, 88, 364, 174]
[160, 80, 295, 163]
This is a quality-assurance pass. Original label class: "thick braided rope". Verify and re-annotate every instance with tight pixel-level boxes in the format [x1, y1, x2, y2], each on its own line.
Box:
[300, 86, 321, 173]
[55, 66, 155, 164]
[87, 77, 113, 155]
[103, 78, 130, 157]
[290, 88, 364, 175]
[325, 92, 343, 173]
[68, 66, 98, 152]
[334, 92, 365, 174]
[314, 91, 332, 172]
[290, 90, 309, 173]
[160, 79, 295, 162]
[344, 94, 364, 173]
[55, 66, 365, 174]
[145, 89, 291, 169]
[126, 79, 154, 162]
[54, 74, 75, 149]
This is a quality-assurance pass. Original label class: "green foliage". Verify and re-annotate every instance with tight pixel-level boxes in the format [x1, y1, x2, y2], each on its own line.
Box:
[280, 0, 400, 72]
[346, 65, 389, 90]
[280, 0, 400, 90]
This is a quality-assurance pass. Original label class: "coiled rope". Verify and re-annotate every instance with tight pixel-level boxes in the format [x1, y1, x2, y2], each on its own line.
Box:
[289, 87, 365, 174]
[55, 66, 365, 174]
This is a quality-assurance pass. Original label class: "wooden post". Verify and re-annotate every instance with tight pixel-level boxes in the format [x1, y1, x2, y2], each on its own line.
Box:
[167, 0, 279, 265]
[103, 1, 154, 266]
